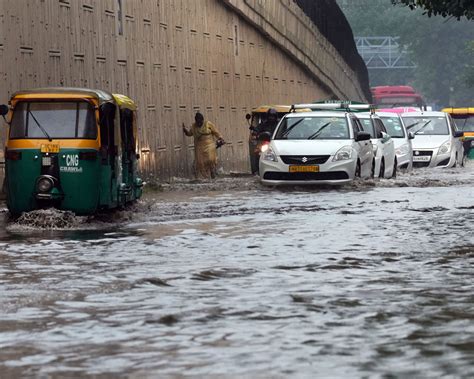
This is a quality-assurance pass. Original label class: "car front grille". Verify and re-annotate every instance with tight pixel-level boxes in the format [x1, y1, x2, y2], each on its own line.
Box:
[263, 171, 349, 181]
[413, 150, 433, 156]
[280, 155, 330, 165]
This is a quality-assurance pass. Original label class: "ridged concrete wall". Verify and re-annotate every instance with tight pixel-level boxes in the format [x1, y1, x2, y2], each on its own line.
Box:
[0, 0, 368, 180]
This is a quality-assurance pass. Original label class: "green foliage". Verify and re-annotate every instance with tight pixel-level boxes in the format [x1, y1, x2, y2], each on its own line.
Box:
[337, 0, 474, 107]
[394, 0, 474, 20]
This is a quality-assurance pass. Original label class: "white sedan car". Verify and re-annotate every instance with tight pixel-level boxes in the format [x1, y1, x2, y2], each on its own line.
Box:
[377, 111, 414, 171]
[357, 113, 397, 178]
[259, 111, 374, 185]
[401, 111, 464, 168]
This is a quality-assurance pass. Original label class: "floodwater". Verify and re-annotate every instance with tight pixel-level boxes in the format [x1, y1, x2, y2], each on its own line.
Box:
[1, 165, 473, 378]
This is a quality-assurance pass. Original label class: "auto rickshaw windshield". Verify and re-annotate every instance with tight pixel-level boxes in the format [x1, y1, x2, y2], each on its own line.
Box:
[10, 101, 97, 139]
[452, 115, 474, 132]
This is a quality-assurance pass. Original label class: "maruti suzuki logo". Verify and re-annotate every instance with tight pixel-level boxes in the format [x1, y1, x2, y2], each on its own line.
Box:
[302, 157, 308, 163]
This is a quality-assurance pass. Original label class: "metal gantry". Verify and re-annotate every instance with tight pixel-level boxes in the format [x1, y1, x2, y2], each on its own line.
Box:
[355, 36, 416, 69]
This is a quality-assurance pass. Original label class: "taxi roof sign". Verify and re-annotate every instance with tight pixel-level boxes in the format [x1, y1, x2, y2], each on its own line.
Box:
[291, 101, 374, 113]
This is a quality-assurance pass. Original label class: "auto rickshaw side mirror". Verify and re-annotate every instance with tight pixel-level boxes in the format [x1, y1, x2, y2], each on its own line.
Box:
[0, 104, 9, 122]
[136, 153, 140, 160]
[245, 113, 251, 120]
[257, 131, 272, 142]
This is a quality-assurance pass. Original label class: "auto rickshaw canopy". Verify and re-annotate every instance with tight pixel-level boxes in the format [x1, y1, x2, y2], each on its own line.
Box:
[9, 87, 137, 111]
[251, 105, 295, 114]
[442, 107, 474, 115]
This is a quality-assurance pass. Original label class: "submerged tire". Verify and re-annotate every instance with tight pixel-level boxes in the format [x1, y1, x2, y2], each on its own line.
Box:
[378, 159, 385, 178]
[391, 159, 397, 179]
[355, 161, 361, 178]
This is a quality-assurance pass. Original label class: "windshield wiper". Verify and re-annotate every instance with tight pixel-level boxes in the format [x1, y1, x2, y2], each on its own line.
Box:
[307, 122, 332, 140]
[405, 121, 421, 130]
[414, 120, 432, 135]
[28, 110, 52, 141]
[279, 119, 304, 139]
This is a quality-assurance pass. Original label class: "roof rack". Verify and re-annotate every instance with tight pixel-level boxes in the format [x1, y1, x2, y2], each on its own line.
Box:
[290, 101, 375, 113]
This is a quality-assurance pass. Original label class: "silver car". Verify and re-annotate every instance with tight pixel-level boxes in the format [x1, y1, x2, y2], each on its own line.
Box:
[401, 111, 464, 168]
[259, 110, 374, 185]
[377, 111, 414, 171]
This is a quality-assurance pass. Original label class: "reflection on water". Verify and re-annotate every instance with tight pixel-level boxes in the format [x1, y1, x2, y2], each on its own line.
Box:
[0, 166, 473, 377]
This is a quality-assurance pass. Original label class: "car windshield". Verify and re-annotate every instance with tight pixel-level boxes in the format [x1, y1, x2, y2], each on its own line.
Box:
[10, 101, 97, 139]
[402, 116, 449, 135]
[359, 118, 376, 138]
[452, 115, 474, 132]
[380, 116, 405, 138]
[274, 116, 349, 140]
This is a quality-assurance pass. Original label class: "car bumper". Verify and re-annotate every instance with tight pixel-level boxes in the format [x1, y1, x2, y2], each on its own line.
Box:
[259, 157, 356, 185]
[396, 151, 412, 168]
[412, 149, 453, 168]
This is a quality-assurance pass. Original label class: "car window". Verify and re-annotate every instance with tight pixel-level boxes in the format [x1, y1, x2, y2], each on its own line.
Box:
[350, 118, 359, 136]
[359, 118, 376, 138]
[374, 119, 386, 138]
[380, 116, 405, 138]
[274, 116, 350, 140]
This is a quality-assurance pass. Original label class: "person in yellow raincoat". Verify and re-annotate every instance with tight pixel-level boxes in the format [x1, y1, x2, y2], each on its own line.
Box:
[182, 112, 225, 179]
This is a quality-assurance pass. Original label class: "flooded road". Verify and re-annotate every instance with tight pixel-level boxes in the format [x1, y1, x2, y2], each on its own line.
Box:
[1, 166, 473, 378]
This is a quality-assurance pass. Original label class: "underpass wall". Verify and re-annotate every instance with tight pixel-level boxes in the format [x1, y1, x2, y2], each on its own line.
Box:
[0, 0, 368, 180]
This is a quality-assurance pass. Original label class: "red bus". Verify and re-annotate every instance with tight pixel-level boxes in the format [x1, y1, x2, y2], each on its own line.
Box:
[371, 86, 425, 109]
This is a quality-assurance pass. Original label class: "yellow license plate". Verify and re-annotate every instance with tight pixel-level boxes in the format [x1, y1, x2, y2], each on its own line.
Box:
[289, 165, 319, 173]
[40, 144, 60, 153]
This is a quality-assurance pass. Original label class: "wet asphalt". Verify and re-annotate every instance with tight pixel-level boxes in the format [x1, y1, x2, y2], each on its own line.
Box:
[0, 164, 473, 378]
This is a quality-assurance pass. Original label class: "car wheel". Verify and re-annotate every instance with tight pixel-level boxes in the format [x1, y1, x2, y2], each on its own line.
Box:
[391, 158, 397, 179]
[355, 160, 361, 178]
[378, 159, 385, 178]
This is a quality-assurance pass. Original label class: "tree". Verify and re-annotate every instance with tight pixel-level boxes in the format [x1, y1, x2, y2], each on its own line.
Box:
[394, 0, 474, 20]
[337, 0, 474, 107]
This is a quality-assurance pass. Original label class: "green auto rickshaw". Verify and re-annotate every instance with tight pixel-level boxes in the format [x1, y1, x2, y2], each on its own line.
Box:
[0, 87, 143, 216]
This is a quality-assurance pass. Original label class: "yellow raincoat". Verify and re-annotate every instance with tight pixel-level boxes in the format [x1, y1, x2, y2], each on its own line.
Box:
[184, 120, 223, 179]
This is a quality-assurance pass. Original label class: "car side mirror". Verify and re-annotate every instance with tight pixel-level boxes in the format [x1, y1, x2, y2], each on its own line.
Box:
[355, 131, 371, 142]
[257, 131, 272, 142]
[408, 132, 415, 140]
[454, 131, 464, 138]
[381, 131, 391, 143]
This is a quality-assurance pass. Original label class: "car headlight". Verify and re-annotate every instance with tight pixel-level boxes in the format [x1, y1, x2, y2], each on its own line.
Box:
[260, 143, 269, 153]
[438, 141, 451, 155]
[333, 145, 353, 161]
[395, 143, 410, 155]
[262, 146, 278, 162]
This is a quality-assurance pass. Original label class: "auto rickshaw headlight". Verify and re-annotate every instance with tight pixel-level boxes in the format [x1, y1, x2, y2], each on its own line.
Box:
[37, 176, 54, 193]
